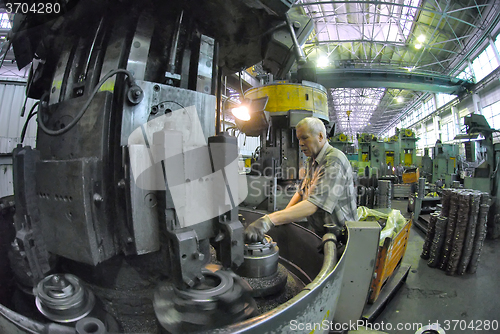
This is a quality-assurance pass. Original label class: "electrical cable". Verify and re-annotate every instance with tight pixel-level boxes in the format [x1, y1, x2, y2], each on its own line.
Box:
[20, 101, 40, 143]
[38, 69, 136, 136]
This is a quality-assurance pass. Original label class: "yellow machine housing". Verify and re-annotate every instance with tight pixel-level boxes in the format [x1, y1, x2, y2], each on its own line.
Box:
[244, 82, 329, 121]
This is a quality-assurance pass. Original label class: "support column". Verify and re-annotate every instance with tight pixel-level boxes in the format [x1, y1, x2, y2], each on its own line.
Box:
[489, 36, 500, 65]
[451, 106, 461, 138]
[472, 93, 482, 115]
[433, 115, 441, 142]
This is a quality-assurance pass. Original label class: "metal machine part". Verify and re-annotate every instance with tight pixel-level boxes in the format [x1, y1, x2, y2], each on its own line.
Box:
[0, 217, 387, 334]
[75, 317, 106, 334]
[236, 235, 287, 298]
[333, 221, 380, 324]
[153, 268, 257, 333]
[414, 324, 446, 334]
[242, 264, 289, 298]
[237, 235, 279, 278]
[11, 146, 52, 286]
[34, 274, 95, 323]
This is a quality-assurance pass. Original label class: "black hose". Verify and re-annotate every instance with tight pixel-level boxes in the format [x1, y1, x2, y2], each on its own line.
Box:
[38, 69, 136, 136]
[20, 101, 40, 143]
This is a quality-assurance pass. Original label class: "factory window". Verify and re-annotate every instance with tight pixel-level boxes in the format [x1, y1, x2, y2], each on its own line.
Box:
[412, 103, 422, 122]
[401, 116, 407, 128]
[422, 98, 435, 117]
[441, 122, 455, 142]
[481, 101, 500, 130]
[471, 44, 499, 83]
[457, 66, 474, 82]
[387, 127, 396, 137]
[436, 93, 456, 108]
[0, 13, 12, 29]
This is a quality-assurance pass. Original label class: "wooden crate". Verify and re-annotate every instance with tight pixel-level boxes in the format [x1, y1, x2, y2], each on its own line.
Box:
[368, 219, 412, 304]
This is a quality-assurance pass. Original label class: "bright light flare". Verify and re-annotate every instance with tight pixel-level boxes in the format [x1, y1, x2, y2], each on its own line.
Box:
[317, 56, 329, 68]
[232, 105, 250, 121]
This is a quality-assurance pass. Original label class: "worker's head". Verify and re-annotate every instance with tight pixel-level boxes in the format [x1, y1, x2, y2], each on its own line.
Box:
[296, 117, 327, 158]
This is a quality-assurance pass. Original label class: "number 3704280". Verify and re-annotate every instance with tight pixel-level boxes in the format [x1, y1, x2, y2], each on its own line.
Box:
[442, 319, 498, 331]
[5, 2, 61, 14]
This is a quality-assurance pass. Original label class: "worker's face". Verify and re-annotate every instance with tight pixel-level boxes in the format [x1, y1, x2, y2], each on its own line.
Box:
[296, 125, 324, 158]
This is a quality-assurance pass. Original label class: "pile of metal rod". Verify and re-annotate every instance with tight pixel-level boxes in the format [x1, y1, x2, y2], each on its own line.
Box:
[377, 180, 392, 209]
[421, 188, 491, 275]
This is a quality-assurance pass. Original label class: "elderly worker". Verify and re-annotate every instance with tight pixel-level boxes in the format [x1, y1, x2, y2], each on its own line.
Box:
[245, 117, 358, 242]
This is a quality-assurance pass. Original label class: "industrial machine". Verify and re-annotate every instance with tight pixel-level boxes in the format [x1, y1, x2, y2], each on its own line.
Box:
[236, 81, 329, 211]
[0, 1, 385, 333]
[398, 128, 417, 167]
[420, 148, 433, 182]
[456, 114, 495, 193]
[431, 140, 458, 186]
[357, 133, 384, 176]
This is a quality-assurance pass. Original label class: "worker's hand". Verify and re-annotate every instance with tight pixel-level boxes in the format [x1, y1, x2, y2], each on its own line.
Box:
[244, 215, 274, 243]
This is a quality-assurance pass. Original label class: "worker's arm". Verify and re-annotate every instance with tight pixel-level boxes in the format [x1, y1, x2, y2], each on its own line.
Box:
[244, 200, 318, 242]
[285, 191, 302, 209]
[268, 200, 317, 226]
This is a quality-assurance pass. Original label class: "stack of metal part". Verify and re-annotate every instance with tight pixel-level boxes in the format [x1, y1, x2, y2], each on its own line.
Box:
[357, 176, 377, 208]
[377, 180, 392, 209]
[422, 188, 491, 275]
[357, 186, 376, 208]
[393, 183, 412, 199]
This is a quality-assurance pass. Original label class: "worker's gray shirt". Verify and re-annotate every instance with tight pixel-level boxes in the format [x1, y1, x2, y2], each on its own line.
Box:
[298, 143, 358, 235]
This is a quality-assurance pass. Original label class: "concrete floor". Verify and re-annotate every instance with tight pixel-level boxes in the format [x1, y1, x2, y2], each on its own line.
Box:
[372, 199, 500, 334]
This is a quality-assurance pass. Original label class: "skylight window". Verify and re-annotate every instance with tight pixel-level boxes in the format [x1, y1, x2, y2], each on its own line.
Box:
[330, 88, 385, 135]
[301, 0, 420, 44]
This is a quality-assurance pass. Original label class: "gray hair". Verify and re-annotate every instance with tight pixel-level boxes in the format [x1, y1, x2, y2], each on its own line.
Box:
[296, 117, 327, 137]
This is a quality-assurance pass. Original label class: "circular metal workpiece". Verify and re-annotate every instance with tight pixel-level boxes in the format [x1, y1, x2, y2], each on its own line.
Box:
[75, 317, 106, 334]
[154, 268, 257, 333]
[34, 273, 95, 323]
[414, 324, 447, 334]
[243, 263, 288, 298]
[237, 235, 279, 278]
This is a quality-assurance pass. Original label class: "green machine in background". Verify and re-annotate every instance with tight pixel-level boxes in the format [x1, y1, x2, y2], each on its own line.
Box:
[384, 135, 399, 172]
[329, 133, 358, 169]
[432, 141, 458, 186]
[398, 128, 418, 166]
[455, 114, 500, 238]
[357, 133, 387, 176]
[329, 133, 356, 154]
[455, 114, 495, 193]
[420, 148, 433, 182]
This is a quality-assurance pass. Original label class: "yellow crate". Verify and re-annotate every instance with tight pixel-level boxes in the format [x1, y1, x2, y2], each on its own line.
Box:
[368, 219, 412, 303]
[402, 168, 419, 184]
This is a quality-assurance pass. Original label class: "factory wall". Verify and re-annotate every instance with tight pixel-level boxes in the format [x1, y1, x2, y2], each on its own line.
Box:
[0, 78, 37, 197]
[0, 79, 37, 153]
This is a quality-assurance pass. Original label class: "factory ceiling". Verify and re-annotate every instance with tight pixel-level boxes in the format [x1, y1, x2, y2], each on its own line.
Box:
[296, 0, 500, 136]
